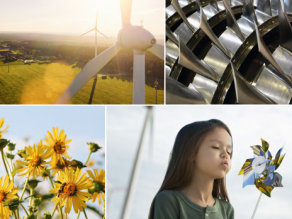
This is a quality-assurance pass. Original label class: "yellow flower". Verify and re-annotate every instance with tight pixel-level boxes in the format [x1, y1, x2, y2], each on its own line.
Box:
[0, 118, 9, 139]
[48, 158, 77, 176]
[87, 169, 105, 205]
[50, 168, 92, 214]
[16, 141, 52, 179]
[0, 174, 18, 219]
[43, 128, 71, 165]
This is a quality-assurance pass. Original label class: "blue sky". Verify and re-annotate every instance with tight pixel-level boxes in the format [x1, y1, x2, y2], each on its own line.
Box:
[0, 0, 164, 37]
[107, 106, 292, 219]
[0, 105, 105, 218]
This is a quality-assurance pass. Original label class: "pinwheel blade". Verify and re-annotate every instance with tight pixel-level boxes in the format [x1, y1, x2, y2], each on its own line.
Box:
[148, 44, 164, 60]
[55, 42, 121, 104]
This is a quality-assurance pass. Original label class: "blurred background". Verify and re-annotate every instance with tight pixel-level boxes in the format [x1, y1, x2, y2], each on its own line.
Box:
[0, 106, 105, 219]
[107, 106, 292, 219]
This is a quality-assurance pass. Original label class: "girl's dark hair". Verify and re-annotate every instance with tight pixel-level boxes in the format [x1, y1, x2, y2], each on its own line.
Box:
[148, 119, 233, 219]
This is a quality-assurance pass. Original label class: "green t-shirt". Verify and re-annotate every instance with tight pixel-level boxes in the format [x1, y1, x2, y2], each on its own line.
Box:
[154, 190, 234, 219]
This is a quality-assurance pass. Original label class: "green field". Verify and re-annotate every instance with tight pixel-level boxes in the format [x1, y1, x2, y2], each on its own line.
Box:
[0, 60, 164, 104]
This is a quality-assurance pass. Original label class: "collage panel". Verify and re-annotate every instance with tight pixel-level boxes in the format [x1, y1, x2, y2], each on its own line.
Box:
[0, 106, 105, 218]
[165, 0, 292, 104]
[0, 0, 164, 104]
[107, 106, 292, 219]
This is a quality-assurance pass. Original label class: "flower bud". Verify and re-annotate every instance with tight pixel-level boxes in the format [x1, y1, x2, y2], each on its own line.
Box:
[43, 212, 52, 219]
[33, 197, 41, 207]
[28, 179, 41, 190]
[6, 153, 15, 160]
[28, 214, 37, 219]
[7, 143, 16, 151]
[87, 142, 101, 153]
[71, 159, 86, 169]
[3, 198, 20, 211]
[17, 149, 26, 158]
[0, 139, 10, 150]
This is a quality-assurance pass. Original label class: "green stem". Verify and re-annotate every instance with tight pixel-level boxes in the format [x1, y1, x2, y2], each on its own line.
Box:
[47, 170, 54, 188]
[16, 208, 20, 219]
[60, 206, 64, 219]
[76, 210, 81, 219]
[20, 203, 29, 216]
[13, 211, 17, 219]
[0, 149, 10, 182]
[82, 207, 88, 219]
[29, 188, 33, 207]
[84, 151, 92, 165]
[51, 202, 59, 217]
[3, 153, 13, 182]
[20, 178, 29, 200]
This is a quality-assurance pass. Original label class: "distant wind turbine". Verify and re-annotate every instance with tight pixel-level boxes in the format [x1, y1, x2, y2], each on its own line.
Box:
[80, 12, 108, 57]
[55, 0, 164, 104]
[80, 12, 108, 104]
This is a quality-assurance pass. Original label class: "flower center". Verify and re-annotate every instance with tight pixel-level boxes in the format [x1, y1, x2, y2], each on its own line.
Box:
[63, 183, 77, 196]
[30, 156, 42, 167]
[0, 191, 5, 203]
[54, 141, 65, 154]
[93, 181, 105, 193]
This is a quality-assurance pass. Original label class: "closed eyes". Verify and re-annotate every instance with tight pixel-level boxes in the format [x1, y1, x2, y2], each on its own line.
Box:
[212, 146, 232, 155]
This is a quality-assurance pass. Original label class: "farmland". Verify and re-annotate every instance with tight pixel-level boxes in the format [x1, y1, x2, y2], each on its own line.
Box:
[0, 60, 164, 104]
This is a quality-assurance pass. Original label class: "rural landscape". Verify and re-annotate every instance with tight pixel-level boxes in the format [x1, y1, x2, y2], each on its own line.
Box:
[0, 33, 164, 104]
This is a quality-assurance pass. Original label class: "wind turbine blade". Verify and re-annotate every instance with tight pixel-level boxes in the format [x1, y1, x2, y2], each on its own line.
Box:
[96, 12, 98, 29]
[278, 0, 292, 52]
[80, 28, 95, 37]
[120, 0, 132, 27]
[133, 51, 146, 104]
[55, 42, 121, 104]
[96, 29, 109, 39]
[148, 44, 164, 60]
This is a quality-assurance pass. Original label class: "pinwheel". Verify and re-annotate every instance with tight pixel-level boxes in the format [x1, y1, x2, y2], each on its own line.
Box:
[238, 138, 285, 218]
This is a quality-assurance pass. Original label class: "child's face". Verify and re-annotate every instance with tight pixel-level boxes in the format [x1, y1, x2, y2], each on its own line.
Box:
[194, 127, 232, 180]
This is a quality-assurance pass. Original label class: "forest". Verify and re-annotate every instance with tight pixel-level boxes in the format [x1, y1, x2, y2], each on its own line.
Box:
[2, 40, 164, 83]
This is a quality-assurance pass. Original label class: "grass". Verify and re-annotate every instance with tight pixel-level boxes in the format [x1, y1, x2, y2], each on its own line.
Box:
[0, 60, 164, 104]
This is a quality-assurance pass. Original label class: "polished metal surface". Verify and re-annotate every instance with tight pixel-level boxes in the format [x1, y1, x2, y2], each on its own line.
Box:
[257, 0, 272, 16]
[166, 65, 172, 76]
[172, 0, 196, 33]
[219, 28, 243, 54]
[204, 45, 230, 77]
[243, 0, 258, 24]
[191, 74, 218, 102]
[278, 0, 292, 52]
[203, 4, 218, 19]
[254, 21, 292, 87]
[178, 37, 221, 81]
[166, 40, 179, 64]
[188, 12, 201, 30]
[231, 62, 277, 104]
[237, 16, 256, 37]
[255, 9, 271, 24]
[166, 76, 209, 104]
[255, 67, 292, 104]
[210, 0, 219, 11]
[273, 46, 292, 78]
[165, 0, 292, 104]
[166, 25, 179, 46]
[200, 7, 233, 58]
[174, 22, 193, 44]
[166, 5, 176, 17]
[223, 0, 245, 41]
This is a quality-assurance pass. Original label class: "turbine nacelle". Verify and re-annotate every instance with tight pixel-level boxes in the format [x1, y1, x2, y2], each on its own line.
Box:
[117, 25, 156, 51]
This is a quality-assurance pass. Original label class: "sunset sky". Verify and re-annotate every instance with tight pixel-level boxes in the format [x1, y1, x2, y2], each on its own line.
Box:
[0, 0, 164, 37]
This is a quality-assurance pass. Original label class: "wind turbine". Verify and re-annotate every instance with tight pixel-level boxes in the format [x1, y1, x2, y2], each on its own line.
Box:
[55, 0, 164, 104]
[80, 12, 108, 104]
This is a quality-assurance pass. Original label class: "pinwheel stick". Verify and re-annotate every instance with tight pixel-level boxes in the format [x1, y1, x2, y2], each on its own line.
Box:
[251, 192, 262, 219]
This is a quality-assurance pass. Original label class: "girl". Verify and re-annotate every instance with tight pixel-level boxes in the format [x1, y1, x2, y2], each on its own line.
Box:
[149, 119, 234, 219]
